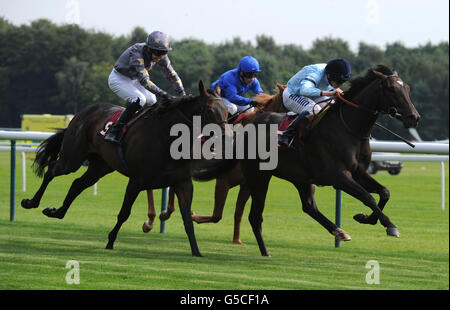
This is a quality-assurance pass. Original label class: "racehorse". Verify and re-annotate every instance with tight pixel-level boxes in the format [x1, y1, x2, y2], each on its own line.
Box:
[144, 83, 287, 244]
[21, 81, 228, 257]
[194, 65, 420, 256]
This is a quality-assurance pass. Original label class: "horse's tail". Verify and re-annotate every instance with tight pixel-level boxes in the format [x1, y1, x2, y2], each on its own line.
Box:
[32, 129, 66, 177]
[192, 158, 238, 181]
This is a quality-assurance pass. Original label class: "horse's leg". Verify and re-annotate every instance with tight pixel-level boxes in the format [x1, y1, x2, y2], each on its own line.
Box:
[246, 172, 272, 257]
[42, 157, 113, 219]
[233, 183, 250, 244]
[142, 190, 156, 233]
[21, 159, 81, 210]
[335, 172, 400, 237]
[172, 179, 202, 257]
[296, 183, 351, 241]
[352, 172, 390, 225]
[159, 188, 176, 221]
[191, 178, 230, 224]
[106, 179, 141, 250]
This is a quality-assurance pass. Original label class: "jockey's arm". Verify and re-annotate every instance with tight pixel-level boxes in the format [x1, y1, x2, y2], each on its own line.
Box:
[157, 56, 186, 96]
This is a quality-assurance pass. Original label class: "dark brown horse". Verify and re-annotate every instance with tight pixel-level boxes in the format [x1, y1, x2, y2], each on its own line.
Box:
[144, 84, 287, 244]
[21, 81, 227, 257]
[196, 65, 420, 256]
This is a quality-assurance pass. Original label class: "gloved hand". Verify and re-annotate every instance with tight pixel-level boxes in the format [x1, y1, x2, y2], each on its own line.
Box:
[156, 91, 175, 102]
[249, 100, 259, 107]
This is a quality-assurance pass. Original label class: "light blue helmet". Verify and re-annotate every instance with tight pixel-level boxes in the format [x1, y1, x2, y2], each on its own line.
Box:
[146, 31, 172, 51]
[238, 56, 261, 73]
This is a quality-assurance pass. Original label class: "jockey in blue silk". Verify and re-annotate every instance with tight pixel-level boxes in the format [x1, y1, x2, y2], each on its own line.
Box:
[279, 58, 352, 147]
[211, 56, 264, 115]
[105, 31, 185, 144]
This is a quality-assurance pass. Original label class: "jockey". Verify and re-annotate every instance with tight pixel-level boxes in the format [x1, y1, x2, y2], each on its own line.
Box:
[105, 31, 186, 144]
[211, 56, 264, 116]
[278, 58, 352, 147]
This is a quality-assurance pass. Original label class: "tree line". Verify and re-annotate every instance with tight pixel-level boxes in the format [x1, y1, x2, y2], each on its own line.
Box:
[0, 17, 448, 140]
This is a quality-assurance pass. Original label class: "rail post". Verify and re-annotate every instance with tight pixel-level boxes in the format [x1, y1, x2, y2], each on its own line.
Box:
[160, 187, 169, 233]
[10, 140, 16, 221]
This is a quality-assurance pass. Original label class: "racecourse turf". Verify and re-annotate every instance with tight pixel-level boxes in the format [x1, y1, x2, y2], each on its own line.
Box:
[0, 152, 448, 290]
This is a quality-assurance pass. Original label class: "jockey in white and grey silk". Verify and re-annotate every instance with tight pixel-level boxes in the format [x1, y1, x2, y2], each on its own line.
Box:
[105, 31, 186, 144]
[279, 58, 352, 147]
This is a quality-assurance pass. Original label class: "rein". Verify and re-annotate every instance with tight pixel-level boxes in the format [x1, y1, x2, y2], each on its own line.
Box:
[334, 81, 415, 147]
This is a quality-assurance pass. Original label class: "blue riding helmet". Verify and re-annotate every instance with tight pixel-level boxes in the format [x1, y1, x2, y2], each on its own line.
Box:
[146, 31, 172, 51]
[325, 58, 352, 82]
[238, 56, 261, 73]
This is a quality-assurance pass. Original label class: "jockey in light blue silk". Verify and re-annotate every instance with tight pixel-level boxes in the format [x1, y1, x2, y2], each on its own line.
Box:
[279, 58, 352, 147]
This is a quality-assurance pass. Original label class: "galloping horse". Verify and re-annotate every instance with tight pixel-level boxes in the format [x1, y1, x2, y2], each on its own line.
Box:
[143, 83, 287, 244]
[196, 65, 420, 256]
[21, 81, 227, 257]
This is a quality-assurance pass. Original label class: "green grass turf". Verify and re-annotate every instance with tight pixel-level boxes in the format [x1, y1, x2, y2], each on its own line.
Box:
[0, 152, 448, 290]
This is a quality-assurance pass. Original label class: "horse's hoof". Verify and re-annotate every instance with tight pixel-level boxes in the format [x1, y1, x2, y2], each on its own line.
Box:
[42, 207, 64, 219]
[353, 213, 377, 225]
[21, 199, 37, 209]
[142, 220, 153, 233]
[332, 228, 352, 241]
[105, 243, 114, 250]
[386, 227, 400, 238]
[233, 239, 243, 245]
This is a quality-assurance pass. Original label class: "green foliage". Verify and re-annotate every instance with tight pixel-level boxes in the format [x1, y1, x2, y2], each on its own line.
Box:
[0, 17, 448, 139]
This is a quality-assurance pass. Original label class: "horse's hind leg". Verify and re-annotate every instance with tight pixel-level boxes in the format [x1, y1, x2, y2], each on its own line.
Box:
[159, 188, 176, 221]
[106, 179, 140, 250]
[142, 190, 156, 233]
[192, 178, 230, 224]
[352, 172, 390, 225]
[43, 156, 113, 219]
[296, 183, 351, 241]
[233, 183, 250, 244]
[21, 159, 79, 210]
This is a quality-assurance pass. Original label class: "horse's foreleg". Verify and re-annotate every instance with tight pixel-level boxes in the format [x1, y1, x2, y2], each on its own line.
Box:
[233, 183, 250, 244]
[335, 172, 399, 237]
[245, 171, 272, 257]
[296, 183, 351, 241]
[192, 178, 230, 224]
[353, 172, 390, 225]
[159, 188, 176, 221]
[143, 190, 156, 233]
[106, 179, 140, 250]
[173, 179, 202, 257]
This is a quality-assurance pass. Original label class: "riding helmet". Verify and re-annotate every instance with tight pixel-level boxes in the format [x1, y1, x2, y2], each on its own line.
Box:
[325, 58, 352, 82]
[238, 56, 261, 73]
[146, 31, 172, 51]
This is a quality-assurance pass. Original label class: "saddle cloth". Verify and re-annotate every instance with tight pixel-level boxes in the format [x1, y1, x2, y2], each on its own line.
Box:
[98, 109, 125, 138]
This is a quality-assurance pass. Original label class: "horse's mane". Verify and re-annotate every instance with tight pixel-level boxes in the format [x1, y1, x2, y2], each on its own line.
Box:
[152, 94, 196, 115]
[344, 64, 394, 100]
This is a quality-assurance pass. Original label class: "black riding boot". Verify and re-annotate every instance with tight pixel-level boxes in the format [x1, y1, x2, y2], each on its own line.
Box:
[104, 99, 142, 144]
[278, 115, 302, 148]
[278, 114, 312, 148]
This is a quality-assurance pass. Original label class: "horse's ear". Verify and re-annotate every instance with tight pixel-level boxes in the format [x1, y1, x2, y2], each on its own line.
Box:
[276, 82, 286, 93]
[371, 69, 386, 78]
[213, 84, 221, 97]
[198, 80, 207, 97]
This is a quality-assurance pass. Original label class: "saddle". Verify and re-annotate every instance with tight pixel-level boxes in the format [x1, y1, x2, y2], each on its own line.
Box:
[277, 106, 330, 149]
[98, 105, 153, 139]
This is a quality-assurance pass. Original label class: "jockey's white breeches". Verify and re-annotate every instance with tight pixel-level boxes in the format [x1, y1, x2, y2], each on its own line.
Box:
[108, 69, 156, 107]
[222, 98, 254, 115]
[282, 87, 330, 115]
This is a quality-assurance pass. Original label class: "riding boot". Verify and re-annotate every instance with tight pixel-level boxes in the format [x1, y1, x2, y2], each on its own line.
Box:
[278, 114, 303, 148]
[104, 99, 142, 144]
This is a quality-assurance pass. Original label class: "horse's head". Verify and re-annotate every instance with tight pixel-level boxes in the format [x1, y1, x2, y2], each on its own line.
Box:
[372, 69, 421, 128]
[196, 80, 229, 131]
[253, 82, 287, 113]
